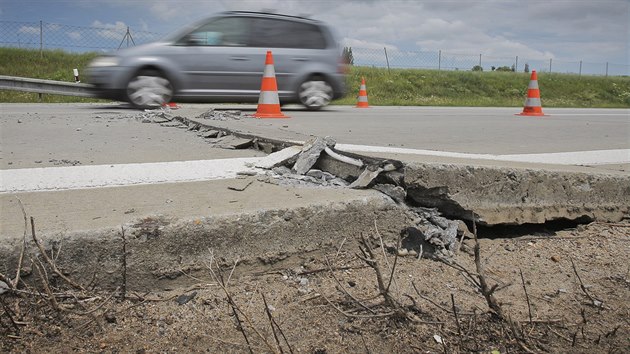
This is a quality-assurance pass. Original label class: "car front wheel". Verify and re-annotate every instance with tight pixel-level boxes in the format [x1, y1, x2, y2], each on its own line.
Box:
[298, 77, 333, 110]
[126, 70, 173, 109]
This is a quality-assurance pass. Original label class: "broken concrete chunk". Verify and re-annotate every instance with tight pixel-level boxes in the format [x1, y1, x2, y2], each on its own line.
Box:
[160, 121, 185, 127]
[323, 147, 363, 167]
[196, 108, 242, 121]
[152, 117, 172, 124]
[208, 135, 253, 149]
[349, 167, 383, 189]
[228, 178, 254, 191]
[255, 146, 302, 169]
[196, 109, 215, 119]
[187, 123, 201, 131]
[271, 166, 293, 176]
[373, 184, 406, 204]
[201, 130, 220, 138]
[306, 169, 338, 182]
[292, 136, 336, 175]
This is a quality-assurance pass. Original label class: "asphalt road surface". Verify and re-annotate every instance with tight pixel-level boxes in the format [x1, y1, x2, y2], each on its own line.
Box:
[2, 103, 628, 172]
[1, 102, 627, 239]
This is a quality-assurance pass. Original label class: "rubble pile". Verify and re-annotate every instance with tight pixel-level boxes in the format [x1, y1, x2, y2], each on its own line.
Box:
[195, 108, 245, 121]
[252, 136, 464, 258]
[124, 109, 466, 258]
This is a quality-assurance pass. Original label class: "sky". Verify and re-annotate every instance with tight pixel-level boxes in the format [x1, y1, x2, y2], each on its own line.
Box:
[1, 0, 629, 70]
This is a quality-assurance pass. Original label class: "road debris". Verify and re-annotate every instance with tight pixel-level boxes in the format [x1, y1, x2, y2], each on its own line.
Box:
[227, 178, 254, 192]
[292, 136, 336, 174]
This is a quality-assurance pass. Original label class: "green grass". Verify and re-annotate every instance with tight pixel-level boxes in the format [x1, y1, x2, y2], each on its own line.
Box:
[336, 66, 630, 108]
[0, 47, 101, 103]
[2, 47, 629, 107]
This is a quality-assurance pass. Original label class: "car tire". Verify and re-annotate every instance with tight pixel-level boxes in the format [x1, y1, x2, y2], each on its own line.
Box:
[126, 70, 173, 109]
[298, 76, 333, 110]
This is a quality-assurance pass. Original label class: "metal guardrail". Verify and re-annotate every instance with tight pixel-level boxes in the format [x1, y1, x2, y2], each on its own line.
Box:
[0, 75, 94, 97]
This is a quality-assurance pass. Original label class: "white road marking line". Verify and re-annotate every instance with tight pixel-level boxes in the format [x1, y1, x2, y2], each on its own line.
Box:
[2, 146, 627, 194]
[1, 158, 260, 193]
[336, 144, 630, 165]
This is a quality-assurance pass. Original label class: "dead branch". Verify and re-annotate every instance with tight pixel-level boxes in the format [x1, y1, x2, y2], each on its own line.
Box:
[334, 237, 347, 262]
[411, 281, 475, 316]
[519, 269, 533, 325]
[357, 233, 400, 309]
[436, 256, 481, 289]
[324, 256, 376, 314]
[30, 217, 85, 291]
[383, 231, 401, 297]
[32, 257, 61, 313]
[69, 289, 118, 317]
[262, 293, 283, 354]
[120, 226, 127, 300]
[13, 197, 28, 289]
[207, 255, 277, 354]
[570, 258, 603, 307]
[322, 293, 394, 319]
[262, 293, 294, 354]
[297, 265, 367, 276]
[374, 220, 400, 297]
[472, 218, 505, 320]
[451, 293, 461, 335]
[0, 296, 20, 334]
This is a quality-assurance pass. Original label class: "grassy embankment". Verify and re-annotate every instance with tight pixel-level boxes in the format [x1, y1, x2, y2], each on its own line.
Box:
[1, 47, 629, 107]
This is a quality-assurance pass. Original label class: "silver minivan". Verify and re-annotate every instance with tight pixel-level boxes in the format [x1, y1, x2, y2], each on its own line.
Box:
[87, 11, 347, 110]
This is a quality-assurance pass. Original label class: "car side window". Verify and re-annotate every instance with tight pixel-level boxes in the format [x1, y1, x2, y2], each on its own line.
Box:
[184, 17, 249, 46]
[250, 18, 327, 49]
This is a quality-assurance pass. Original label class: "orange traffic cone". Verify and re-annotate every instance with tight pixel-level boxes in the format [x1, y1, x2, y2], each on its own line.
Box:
[355, 77, 369, 108]
[517, 70, 545, 116]
[162, 102, 179, 109]
[254, 51, 289, 118]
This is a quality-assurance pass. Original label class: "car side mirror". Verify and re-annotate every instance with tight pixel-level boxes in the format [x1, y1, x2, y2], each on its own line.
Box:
[183, 34, 205, 46]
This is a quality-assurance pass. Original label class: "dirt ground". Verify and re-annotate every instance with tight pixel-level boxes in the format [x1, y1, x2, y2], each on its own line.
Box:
[1, 221, 629, 353]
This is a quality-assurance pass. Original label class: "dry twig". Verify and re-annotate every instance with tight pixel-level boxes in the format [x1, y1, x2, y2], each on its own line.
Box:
[30, 217, 85, 291]
[520, 269, 533, 324]
[570, 258, 603, 307]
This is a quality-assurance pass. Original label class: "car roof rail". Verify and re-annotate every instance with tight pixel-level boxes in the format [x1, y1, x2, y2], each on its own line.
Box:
[223, 11, 319, 23]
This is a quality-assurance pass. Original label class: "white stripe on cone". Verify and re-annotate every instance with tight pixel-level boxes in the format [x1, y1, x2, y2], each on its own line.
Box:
[524, 97, 541, 106]
[258, 90, 280, 104]
[263, 64, 275, 77]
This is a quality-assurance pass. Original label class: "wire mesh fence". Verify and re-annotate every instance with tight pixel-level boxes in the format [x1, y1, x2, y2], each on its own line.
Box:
[0, 20, 164, 52]
[352, 47, 629, 77]
[1, 20, 628, 76]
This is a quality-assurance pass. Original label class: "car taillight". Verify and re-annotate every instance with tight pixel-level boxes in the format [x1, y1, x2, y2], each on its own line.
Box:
[338, 58, 349, 74]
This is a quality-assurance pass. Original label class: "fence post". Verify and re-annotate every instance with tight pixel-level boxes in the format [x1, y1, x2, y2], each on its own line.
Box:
[384, 47, 390, 73]
[39, 20, 43, 58]
[579, 60, 582, 76]
[549, 58, 552, 73]
[479, 54, 482, 68]
[605, 62, 608, 77]
[515, 56, 518, 72]
[438, 50, 441, 71]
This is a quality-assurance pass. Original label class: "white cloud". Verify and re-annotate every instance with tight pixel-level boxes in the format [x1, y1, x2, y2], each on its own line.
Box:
[91, 20, 128, 39]
[18, 26, 39, 35]
[40, 0, 628, 65]
[67, 31, 82, 40]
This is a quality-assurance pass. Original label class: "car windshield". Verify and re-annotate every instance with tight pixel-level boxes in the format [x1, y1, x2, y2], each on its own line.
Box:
[161, 17, 212, 43]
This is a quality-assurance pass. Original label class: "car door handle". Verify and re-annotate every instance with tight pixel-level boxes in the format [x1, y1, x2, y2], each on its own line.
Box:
[292, 57, 309, 61]
[230, 56, 250, 61]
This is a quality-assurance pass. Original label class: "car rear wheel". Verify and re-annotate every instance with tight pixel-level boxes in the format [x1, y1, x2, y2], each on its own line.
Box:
[126, 70, 173, 109]
[298, 77, 333, 110]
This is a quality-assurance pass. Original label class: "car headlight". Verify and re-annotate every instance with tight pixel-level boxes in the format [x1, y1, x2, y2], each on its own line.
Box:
[89, 56, 120, 67]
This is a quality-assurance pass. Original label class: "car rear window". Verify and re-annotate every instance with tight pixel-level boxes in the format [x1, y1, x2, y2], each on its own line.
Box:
[249, 18, 327, 49]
